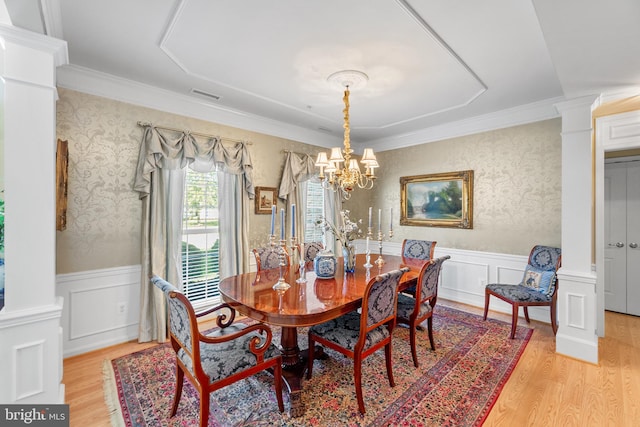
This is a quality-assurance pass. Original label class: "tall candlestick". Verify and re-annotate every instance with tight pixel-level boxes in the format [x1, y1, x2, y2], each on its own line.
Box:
[368, 206, 372, 228]
[378, 208, 382, 234]
[280, 208, 285, 240]
[270, 205, 276, 235]
[390, 207, 393, 231]
[291, 204, 296, 238]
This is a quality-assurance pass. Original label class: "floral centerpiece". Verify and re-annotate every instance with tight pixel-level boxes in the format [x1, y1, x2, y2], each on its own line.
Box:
[316, 210, 363, 272]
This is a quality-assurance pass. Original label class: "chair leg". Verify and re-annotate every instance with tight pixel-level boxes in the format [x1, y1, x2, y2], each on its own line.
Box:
[385, 342, 395, 387]
[306, 335, 315, 380]
[273, 361, 284, 412]
[170, 364, 184, 417]
[199, 390, 210, 427]
[510, 304, 519, 339]
[483, 291, 490, 320]
[354, 354, 365, 414]
[550, 300, 558, 335]
[523, 306, 531, 323]
[409, 324, 419, 368]
[427, 317, 436, 351]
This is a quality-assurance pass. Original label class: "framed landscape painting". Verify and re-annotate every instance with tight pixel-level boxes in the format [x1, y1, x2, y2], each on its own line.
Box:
[400, 170, 473, 229]
[255, 186, 277, 214]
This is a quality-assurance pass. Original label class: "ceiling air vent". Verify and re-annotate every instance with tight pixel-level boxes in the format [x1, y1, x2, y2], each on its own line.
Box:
[317, 127, 334, 134]
[191, 89, 222, 101]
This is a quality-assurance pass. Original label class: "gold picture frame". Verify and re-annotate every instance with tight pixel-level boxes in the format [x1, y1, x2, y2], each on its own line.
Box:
[400, 170, 473, 229]
[255, 186, 277, 214]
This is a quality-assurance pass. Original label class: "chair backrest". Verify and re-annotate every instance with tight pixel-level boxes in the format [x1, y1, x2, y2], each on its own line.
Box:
[402, 239, 437, 261]
[522, 245, 562, 296]
[415, 255, 450, 306]
[253, 246, 289, 271]
[150, 275, 198, 359]
[361, 268, 409, 331]
[303, 241, 324, 262]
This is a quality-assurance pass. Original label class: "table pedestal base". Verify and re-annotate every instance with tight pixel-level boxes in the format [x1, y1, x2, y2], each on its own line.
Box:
[280, 326, 327, 417]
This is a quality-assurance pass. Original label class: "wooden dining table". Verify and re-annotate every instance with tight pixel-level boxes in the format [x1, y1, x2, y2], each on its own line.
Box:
[218, 253, 425, 417]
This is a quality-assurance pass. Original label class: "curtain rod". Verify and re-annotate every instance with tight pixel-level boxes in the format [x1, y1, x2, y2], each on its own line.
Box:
[137, 121, 251, 145]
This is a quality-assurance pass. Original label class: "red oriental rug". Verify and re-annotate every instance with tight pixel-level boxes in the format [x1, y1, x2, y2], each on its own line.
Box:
[103, 305, 532, 426]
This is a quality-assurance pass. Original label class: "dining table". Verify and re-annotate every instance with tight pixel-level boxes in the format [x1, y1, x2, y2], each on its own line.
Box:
[218, 252, 426, 417]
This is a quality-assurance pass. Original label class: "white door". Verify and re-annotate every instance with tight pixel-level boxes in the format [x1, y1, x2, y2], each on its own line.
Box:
[604, 159, 640, 316]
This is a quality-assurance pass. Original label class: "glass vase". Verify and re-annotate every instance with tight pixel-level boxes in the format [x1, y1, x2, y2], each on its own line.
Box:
[342, 244, 356, 273]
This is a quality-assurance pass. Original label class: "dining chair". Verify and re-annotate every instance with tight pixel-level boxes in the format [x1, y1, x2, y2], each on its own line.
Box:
[483, 245, 562, 339]
[402, 239, 437, 261]
[302, 241, 324, 262]
[401, 239, 437, 296]
[151, 276, 284, 427]
[396, 255, 450, 367]
[252, 245, 290, 271]
[306, 267, 410, 414]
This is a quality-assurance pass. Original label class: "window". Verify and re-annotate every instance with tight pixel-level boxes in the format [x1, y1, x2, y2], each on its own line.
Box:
[304, 180, 325, 243]
[181, 169, 220, 305]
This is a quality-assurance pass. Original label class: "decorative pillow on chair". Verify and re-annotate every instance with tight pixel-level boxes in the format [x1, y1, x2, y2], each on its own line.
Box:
[521, 265, 556, 295]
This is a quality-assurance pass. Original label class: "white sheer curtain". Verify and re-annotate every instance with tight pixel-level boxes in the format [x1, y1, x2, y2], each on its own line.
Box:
[134, 125, 254, 343]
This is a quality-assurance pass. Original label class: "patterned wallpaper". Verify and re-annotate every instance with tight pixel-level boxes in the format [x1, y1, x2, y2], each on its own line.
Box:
[56, 88, 560, 273]
[345, 119, 562, 256]
[55, 88, 321, 274]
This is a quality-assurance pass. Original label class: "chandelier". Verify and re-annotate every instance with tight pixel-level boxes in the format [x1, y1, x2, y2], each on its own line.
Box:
[315, 70, 378, 200]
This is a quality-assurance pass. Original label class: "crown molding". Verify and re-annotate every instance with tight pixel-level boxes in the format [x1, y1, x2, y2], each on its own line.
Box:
[56, 64, 343, 148]
[57, 64, 565, 152]
[364, 96, 565, 152]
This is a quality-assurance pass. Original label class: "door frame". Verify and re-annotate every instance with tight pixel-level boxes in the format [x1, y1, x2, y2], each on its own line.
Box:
[596, 110, 640, 336]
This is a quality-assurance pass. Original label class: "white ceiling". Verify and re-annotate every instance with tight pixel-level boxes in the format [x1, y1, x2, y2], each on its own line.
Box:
[5, 0, 640, 150]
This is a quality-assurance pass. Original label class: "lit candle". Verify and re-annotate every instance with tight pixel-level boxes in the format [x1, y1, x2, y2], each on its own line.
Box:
[390, 208, 393, 232]
[368, 206, 372, 228]
[270, 205, 276, 235]
[291, 204, 296, 238]
[280, 208, 285, 240]
[378, 208, 382, 234]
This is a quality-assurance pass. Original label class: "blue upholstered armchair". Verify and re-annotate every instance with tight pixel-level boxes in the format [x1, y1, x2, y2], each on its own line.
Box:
[483, 245, 562, 339]
[306, 268, 409, 414]
[150, 276, 284, 426]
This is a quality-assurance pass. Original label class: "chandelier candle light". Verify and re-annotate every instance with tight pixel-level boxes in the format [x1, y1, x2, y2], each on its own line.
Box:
[315, 70, 379, 200]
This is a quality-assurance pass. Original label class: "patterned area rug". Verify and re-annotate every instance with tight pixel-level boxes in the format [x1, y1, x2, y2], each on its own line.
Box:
[103, 305, 532, 426]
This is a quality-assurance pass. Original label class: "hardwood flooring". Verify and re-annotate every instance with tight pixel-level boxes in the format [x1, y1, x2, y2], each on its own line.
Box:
[62, 301, 640, 426]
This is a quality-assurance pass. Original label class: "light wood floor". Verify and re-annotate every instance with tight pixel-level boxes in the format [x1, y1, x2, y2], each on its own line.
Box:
[62, 301, 640, 426]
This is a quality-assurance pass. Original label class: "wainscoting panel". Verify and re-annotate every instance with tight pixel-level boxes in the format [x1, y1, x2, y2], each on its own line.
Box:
[57, 247, 557, 357]
[56, 265, 141, 357]
[14, 340, 45, 400]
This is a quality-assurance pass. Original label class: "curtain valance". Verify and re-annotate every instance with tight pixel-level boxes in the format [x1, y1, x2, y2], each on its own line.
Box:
[133, 125, 254, 198]
[278, 151, 316, 200]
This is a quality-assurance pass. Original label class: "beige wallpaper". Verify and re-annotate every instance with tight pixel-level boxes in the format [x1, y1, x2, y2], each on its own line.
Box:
[346, 119, 562, 256]
[56, 87, 561, 273]
[55, 88, 321, 274]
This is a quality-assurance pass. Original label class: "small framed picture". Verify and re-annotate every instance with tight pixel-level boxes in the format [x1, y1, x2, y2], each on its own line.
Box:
[255, 186, 277, 214]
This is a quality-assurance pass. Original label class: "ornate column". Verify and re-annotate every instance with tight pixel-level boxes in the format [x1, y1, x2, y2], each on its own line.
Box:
[554, 95, 600, 364]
